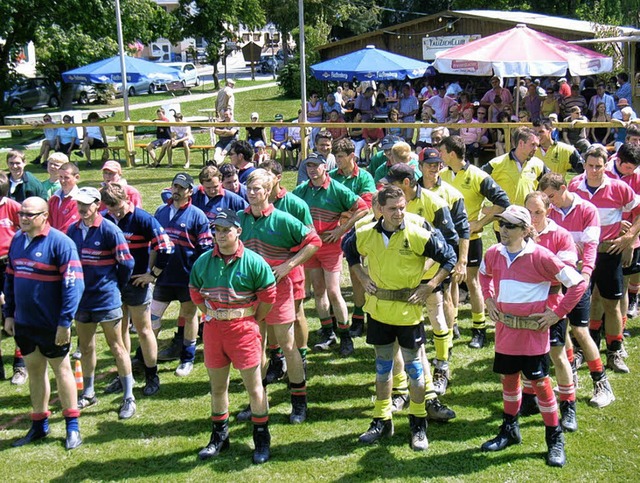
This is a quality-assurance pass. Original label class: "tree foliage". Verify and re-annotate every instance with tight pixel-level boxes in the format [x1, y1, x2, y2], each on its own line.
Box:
[269, 0, 381, 98]
[172, 0, 265, 89]
[279, 19, 331, 99]
[1, 0, 172, 113]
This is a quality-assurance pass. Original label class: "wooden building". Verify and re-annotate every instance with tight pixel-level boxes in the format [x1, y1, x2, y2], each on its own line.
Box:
[317, 9, 639, 110]
[318, 10, 635, 60]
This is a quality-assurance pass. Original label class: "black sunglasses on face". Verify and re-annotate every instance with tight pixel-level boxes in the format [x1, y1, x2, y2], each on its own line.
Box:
[498, 221, 521, 229]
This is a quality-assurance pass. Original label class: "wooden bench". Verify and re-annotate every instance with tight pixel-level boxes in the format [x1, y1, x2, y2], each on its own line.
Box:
[164, 81, 191, 97]
[162, 143, 217, 166]
[108, 143, 149, 164]
[191, 145, 215, 165]
[109, 143, 215, 166]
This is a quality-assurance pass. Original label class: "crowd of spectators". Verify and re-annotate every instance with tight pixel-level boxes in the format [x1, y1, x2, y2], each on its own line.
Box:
[27, 71, 635, 176]
[284, 72, 638, 164]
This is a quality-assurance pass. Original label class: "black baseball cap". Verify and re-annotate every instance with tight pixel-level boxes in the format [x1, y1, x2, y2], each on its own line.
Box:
[172, 172, 194, 189]
[213, 209, 241, 228]
[304, 152, 327, 165]
[385, 163, 416, 184]
[380, 135, 400, 150]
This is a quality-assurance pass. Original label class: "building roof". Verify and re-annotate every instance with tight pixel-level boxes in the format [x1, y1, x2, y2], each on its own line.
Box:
[454, 10, 637, 36]
[318, 10, 638, 52]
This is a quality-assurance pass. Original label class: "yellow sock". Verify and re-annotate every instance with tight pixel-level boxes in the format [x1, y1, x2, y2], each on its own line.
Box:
[409, 399, 427, 418]
[373, 398, 393, 420]
[472, 311, 486, 330]
[434, 329, 449, 360]
[424, 368, 435, 400]
[392, 371, 409, 396]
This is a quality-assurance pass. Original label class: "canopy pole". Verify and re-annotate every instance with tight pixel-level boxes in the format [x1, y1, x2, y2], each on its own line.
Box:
[115, 0, 133, 167]
[514, 75, 520, 123]
[298, 0, 308, 160]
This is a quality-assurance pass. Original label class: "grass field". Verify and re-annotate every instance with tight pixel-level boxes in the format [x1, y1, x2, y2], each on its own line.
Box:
[1, 88, 640, 481]
[1, 80, 288, 153]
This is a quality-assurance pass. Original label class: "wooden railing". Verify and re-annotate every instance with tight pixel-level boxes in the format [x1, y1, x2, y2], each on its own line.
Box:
[1, 120, 630, 167]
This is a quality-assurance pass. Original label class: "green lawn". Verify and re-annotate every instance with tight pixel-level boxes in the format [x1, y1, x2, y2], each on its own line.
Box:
[1, 81, 291, 153]
[1, 166, 639, 481]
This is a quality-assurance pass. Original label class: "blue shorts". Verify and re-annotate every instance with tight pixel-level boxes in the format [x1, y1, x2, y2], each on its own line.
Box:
[57, 142, 78, 153]
[622, 247, 640, 276]
[153, 284, 192, 303]
[89, 138, 108, 149]
[467, 238, 483, 267]
[215, 137, 235, 150]
[75, 307, 123, 324]
[593, 252, 623, 300]
[121, 281, 152, 307]
[15, 326, 70, 359]
[149, 138, 170, 149]
[567, 284, 591, 327]
[549, 318, 567, 347]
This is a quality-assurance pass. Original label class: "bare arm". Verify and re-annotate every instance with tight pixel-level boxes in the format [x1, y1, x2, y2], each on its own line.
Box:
[272, 243, 319, 282]
[254, 302, 273, 323]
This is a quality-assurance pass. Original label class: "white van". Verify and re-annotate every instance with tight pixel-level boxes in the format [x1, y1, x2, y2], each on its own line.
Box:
[159, 62, 200, 87]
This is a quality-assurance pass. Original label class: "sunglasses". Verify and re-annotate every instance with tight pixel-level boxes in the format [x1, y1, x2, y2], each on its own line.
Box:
[18, 211, 45, 219]
[498, 221, 521, 230]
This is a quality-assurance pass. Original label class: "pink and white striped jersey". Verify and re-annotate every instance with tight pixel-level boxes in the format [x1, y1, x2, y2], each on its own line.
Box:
[605, 159, 640, 248]
[605, 159, 640, 193]
[480, 239, 586, 356]
[547, 194, 600, 277]
[568, 174, 640, 243]
[537, 219, 578, 269]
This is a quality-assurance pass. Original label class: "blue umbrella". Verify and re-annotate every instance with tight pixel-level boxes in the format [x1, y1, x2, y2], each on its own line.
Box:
[310, 45, 432, 82]
[62, 55, 181, 84]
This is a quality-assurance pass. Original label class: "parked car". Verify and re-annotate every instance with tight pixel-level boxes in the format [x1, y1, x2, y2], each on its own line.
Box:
[113, 77, 157, 97]
[275, 50, 293, 63]
[68, 83, 97, 105]
[257, 56, 282, 74]
[4, 77, 60, 110]
[158, 62, 200, 88]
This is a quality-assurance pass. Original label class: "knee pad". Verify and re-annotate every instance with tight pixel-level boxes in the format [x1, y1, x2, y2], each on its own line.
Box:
[375, 357, 393, 383]
[150, 300, 169, 330]
[151, 315, 162, 331]
[404, 359, 424, 385]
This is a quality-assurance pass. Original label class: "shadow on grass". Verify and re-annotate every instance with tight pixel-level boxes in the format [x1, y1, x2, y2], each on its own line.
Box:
[427, 409, 546, 446]
[122, 377, 212, 402]
[49, 431, 369, 481]
[335, 445, 542, 481]
[0, 392, 30, 414]
[49, 449, 205, 482]
[87, 417, 209, 445]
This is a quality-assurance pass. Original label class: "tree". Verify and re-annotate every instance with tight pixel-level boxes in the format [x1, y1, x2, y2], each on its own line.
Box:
[0, 0, 172, 114]
[36, 0, 172, 108]
[0, 0, 56, 113]
[267, 0, 381, 98]
[172, 0, 265, 89]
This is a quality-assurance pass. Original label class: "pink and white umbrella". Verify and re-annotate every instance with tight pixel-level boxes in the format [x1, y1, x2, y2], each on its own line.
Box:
[433, 24, 613, 78]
